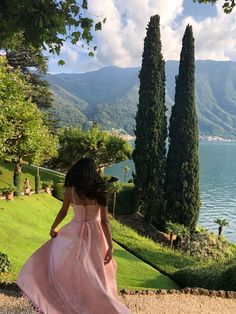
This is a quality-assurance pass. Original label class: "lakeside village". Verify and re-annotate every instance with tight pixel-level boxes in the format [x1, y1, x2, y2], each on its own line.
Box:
[111, 130, 236, 143]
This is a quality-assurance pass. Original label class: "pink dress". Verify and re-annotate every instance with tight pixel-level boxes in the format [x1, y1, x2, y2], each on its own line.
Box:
[17, 202, 131, 314]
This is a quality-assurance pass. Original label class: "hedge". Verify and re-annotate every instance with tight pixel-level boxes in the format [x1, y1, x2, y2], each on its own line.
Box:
[109, 183, 136, 215]
[53, 183, 64, 201]
[172, 261, 236, 291]
[53, 182, 136, 215]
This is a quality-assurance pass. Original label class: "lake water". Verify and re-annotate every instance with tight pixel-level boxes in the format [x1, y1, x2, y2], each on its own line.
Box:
[105, 142, 236, 242]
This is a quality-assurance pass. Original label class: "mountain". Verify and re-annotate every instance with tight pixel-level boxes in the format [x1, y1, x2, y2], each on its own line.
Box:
[46, 61, 236, 138]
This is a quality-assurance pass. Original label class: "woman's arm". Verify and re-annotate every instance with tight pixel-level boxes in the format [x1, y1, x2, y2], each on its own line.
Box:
[101, 206, 113, 264]
[50, 188, 71, 237]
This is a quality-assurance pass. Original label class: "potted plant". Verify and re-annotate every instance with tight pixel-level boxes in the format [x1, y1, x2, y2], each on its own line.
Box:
[42, 180, 54, 194]
[1, 186, 17, 200]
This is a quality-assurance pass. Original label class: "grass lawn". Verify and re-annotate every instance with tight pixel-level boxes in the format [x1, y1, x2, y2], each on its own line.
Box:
[0, 161, 64, 190]
[0, 194, 178, 290]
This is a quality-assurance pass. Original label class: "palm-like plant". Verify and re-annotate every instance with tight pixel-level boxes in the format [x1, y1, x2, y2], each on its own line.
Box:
[123, 166, 130, 182]
[165, 221, 190, 249]
[108, 182, 122, 217]
[213, 218, 229, 238]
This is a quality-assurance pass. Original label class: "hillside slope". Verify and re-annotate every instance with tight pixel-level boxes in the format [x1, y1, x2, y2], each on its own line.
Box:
[46, 61, 236, 138]
[0, 194, 177, 290]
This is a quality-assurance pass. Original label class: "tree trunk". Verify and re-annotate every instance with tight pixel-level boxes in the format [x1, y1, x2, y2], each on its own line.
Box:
[218, 226, 223, 238]
[170, 233, 174, 249]
[112, 192, 117, 217]
[14, 162, 22, 196]
[35, 166, 40, 194]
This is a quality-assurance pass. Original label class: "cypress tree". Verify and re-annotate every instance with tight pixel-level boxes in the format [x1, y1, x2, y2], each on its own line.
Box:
[133, 15, 167, 227]
[165, 25, 200, 232]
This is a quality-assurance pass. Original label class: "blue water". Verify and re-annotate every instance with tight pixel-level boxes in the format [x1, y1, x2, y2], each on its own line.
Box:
[105, 142, 236, 242]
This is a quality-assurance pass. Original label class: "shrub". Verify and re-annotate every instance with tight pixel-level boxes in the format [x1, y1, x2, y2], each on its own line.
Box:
[173, 261, 236, 291]
[53, 183, 64, 201]
[109, 183, 136, 215]
[1, 186, 17, 195]
[0, 252, 11, 273]
[42, 180, 54, 189]
[221, 264, 236, 291]
[182, 230, 234, 260]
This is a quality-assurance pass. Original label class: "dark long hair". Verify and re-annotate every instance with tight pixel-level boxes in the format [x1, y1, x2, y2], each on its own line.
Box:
[65, 157, 108, 206]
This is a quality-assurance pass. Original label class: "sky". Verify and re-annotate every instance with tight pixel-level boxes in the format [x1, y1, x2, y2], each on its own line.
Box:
[48, 0, 236, 74]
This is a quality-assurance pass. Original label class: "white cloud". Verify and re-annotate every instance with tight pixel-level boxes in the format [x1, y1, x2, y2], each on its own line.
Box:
[48, 0, 236, 73]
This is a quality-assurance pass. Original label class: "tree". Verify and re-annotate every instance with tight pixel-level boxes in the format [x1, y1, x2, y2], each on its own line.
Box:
[0, 57, 58, 194]
[108, 181, 122, 217]
[214, 218, 229, 238]
[55, 124, 132, 172]
[5, 42, 53, 110]
[165, 25, 200, 233]
[194, 0, 235, 13]
[132, 15, 167, 227]
[0, 1, 104, 58]
[123, 166, 130, 182]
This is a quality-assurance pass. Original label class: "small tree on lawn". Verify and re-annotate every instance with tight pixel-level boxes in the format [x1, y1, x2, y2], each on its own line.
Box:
[108, 181, 122, 217]
[214, 218, 229, 238]
[56, 124, 132, 172]
[0, 56, 58, 194]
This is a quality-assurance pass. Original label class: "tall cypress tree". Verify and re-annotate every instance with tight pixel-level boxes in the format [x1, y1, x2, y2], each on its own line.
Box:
[165, 25, 200, 232]
[133, 15, 167, 227]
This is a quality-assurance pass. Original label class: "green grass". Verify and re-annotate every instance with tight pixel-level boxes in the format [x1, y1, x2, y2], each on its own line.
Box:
[110, 218, 210, 275]
[0, 161, 64, 190]
[0, 194, 177, 290]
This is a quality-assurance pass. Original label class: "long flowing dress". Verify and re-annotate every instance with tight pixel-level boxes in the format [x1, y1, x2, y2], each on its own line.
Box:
[17, 199, 131, 314]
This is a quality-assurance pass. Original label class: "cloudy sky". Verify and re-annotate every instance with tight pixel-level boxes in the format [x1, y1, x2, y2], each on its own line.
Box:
[48, 0, 236, 73]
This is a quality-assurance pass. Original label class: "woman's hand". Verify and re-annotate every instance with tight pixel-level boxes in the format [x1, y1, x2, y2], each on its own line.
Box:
[104, 247, 113, 265]
[50, 227, 58, 238]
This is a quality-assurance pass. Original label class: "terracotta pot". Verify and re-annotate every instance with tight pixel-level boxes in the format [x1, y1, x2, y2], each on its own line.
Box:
[6, 192, 14, 200]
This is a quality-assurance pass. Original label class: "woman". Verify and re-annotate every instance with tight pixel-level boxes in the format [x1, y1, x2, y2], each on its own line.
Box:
[17, 157, 131, 314]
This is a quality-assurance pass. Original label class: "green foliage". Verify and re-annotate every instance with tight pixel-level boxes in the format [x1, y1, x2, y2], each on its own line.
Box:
[0, 1, 105, 55]
[35, 175, 41, 194]
[55, 124, 132, 171]
[213, 218, 229, 227]
[0, 161, 64, 191]
[0, 56, 58, 167]
[165, 25, 200, 232]
[6, 42, 53, 110]
[133, 15, 167, 227]
[53, 183, 65, 201]
[13, 171, 21, 197]
[1, 185, 17, 195]
[182, 230, 234, 260]
[221, 264, 236, 290]
[109, 183, 136, 215]
[0, 194, 177, 290]
[194, 0, 235, 13]
[173, 259, 236, 291]
[0, 252, 11, 273]
[110, 218, 204, 275]
[42, 180, 54, 189]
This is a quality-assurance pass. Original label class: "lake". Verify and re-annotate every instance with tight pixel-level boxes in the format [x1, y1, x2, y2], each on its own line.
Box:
[105, 142, 236, 242]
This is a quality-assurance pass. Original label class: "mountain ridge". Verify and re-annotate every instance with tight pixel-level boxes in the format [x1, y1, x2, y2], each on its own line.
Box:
[46, 61, 236, 138]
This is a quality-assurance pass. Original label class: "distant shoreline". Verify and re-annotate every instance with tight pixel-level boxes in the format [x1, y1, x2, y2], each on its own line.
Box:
[110, 132, 236, 143]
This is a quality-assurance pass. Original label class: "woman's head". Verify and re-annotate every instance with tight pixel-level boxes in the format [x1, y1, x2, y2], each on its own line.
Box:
[65, 157, 108, 206]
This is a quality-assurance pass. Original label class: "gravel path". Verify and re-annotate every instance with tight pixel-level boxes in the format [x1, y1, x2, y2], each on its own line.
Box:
[1, 289, 236, 314]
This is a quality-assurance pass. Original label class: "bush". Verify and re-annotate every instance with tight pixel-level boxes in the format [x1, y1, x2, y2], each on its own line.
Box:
[109, 183, 136, 215]
[221, 264, 236, 291]
[0, 252, 11, 273]
[53, 183, 64, 201]
[182, 230, 234, 261]
[173, 261, 236, 291]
